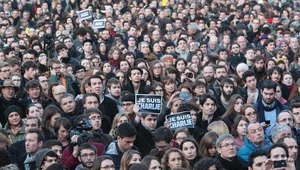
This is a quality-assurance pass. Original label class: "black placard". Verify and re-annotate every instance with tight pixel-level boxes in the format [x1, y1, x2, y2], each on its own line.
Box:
[135, 94, 162, 114]
[166, 111, 194, 131]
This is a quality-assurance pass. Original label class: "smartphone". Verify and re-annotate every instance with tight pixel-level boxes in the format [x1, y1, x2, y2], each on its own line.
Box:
[274, 160, 286, 168]
[265, 120, 270, 125]
[179, 92, 191, 102]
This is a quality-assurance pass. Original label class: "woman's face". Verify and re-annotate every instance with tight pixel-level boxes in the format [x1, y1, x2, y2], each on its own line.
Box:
[99, 43, 106, 51]
[154, 86, 164, 97]
[120, 61, 129, 73]
[116, 72, 125, 84]
[112, 50, 120, 60]
[129, 153, 141, 164]
[8, 112, 21, 126]
[153, 63, 162, 76]
[11, 75, 21, 87]
[182, 142, 197, 161]
[237, 120, 248, 137]
[50, 113, 61, 127]
[117, 116, 129, 127]
[103, 63, 112, 73]
[153, 43, 161, 53]
[101, 159, 114, 170]
[143, 35, 151, 43]
[171, 99, 182, 113]
[283, 74, 293, 86]
[267, 61, 276, 70]
[84, 84, 91, 93]
[208, 145, 217, 157]
[190, 64, 199, 73]
[282, 56, 289, 65]
[167, 152, 182, 170]
[191, 55, 200, 64]
[81, 60, 91, 70]
[176, 60, 185, 72]
[142, 69, 149, 81]
[175, 132, 188, 145]
[244, 107, 257, 123]
[28, 106, 40, 118]
[165, 82, 175, 93]
[234, 98, 244, 113]
[58, 126, 69, 141]
[149, 160, 161, 170]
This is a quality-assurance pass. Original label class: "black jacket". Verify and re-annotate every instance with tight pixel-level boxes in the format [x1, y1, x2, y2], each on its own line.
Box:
[133, 121, 155, 158]
[216, 155, 247, 170]
[122, 80, 147, 95]
[0, 96, 21, 126]
[9, 140, 25, 163]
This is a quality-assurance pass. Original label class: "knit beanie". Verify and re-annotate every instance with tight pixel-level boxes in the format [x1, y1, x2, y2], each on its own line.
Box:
[4, 105, 23, 121]
[236, 63, 249, 72]
[35, 148, 56, 170]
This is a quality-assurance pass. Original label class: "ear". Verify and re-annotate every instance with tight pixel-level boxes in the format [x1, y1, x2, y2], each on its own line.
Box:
[260, 89, 263, 95]
[38, 141, 43, 148]
[141, 117, 145, 124]
[217, 147, 222, 154]
[107, 87, 111, 93]
[117, 136, 121, 143]
[78, 156, 82, 162]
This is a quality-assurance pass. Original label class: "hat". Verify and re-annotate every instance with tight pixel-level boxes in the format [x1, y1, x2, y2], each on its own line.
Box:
[82, 39, 93, 46]
[0, 79, 19, 92]
[236, 63, 249, 72]
[37, 21, 45, 27]
[279, 39, 289, 47]
[36, 149, 56, 170]
[4, 105, 22, 121]
[290, 21, 300, 32]
[161, 54, 173, 62]
[259, 34, 269, 41]
[73, 65, 86, 74]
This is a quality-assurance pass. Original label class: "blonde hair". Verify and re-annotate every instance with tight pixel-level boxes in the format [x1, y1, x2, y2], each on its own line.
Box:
[109, 113, 130, 139]
[120, 150, 141, 170]
[207, 121, 229, 136]
[161, 148, 189, 170]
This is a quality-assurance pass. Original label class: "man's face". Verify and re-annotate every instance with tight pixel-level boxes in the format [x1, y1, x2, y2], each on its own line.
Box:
[254, 60, 265, 72]
[200, 98, 216, 116]
[266, 42, 275, 52]
[247, 123, 264, 143]
[284, 138, 298, 160]
[231, 44, 240, 54]
[51, 145, 62, 159]
[277, 112, 294, 127]
[141, 114, 157, 131]
[117, 136, 136, 152]
[0, 66, 10, 80]
[1, 86, 15, 100]
[215, 68, 227, 82]
[26, 87, 40, 99]
[64, 38, 73, 49]
[270, 147, 287, 162]
[90, 78, 103, 96]
[38, 76, 48, 91]
[108, 83, 121, 98]
[290, 38, 299, 49]
[292, 107, 300, 125]
[245, 76, 257, 90]
[83, 42, 92, 53]
[89, 113, 101, 131]
[221, 83, 233, 100]
[250, 155, 268, 170]
[165, 46, 175, 53]
[270, 70, 281, 83]
[53, 86, 66, 102]
[261, 88, 275, 105]
[237, 37, 247, 50]
[25, 118, 39, 133]
[83, 96, 99, 109]
[128, 27, 137, 37]
[275, 86, 282, 101]
[140, 44, 150, 54]
[75, 69, 86, 80]
[79, 149, 96, 168]
[25, 133, 42, 155]
[122, 101, 134, 114]
[42, 156, 58, 170]
[52, 63, 61, 76]
[203, 66, 214, 83]
[129, 70, 141, 83]
[217, 138, 237, 160]
[23, 53, 35, 62]
[60, 96, 75, 113]
[178, 40, 187, 51]
[26, 67, 37, 79]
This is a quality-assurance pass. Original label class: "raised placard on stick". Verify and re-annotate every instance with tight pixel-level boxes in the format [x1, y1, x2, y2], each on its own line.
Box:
[166, 111, 194, 131]
[93, 20, 105, 28]
[135, 94, 162, 114]
[77, 9, 92, 20]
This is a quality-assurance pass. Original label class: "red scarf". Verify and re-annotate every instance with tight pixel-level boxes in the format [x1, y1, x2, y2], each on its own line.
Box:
[109, 58, 119, 67]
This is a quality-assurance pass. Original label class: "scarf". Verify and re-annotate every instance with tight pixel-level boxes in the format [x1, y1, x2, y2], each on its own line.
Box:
[109, 58, 119, 67]
[217, 155, 243, 170]
[24, 154, 36, 170]
[257, 99, 283, 122]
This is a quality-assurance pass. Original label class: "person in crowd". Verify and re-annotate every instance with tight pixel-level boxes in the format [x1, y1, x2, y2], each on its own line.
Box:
[241, 70, 261, 104]
[248, 150, 268, 170]
[199, 131, 218, 158]
[76, 143, 98, 170]
[271, 124, 292, 143]
[193, 158, 225, 170]
[41, 105, 61, 141]
[42, 140, 63, 160]
[161, 148, 189, 170]
[35, 148, 59, 170]
[141, 156, 161, 170]
[276, 137, 299, 169]
[91, 155, 115, 170]
[179, 137, 203, 169]
[109, 113, 130, 140]
[53, 117, 72, 150]
[231, 115, 249, 150]
[120, 150, 141, 170]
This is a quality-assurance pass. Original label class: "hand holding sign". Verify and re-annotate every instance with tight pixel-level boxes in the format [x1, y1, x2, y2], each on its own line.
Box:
[77, 9, 92, 20]
[135, 94, 162, 114]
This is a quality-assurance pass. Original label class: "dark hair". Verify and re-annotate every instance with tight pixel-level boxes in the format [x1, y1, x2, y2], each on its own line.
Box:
[116, 123, 137, 138]
[199, 131, 218, 158]
[141, 156, 159, 169]
[248, 149, 267, 168]
[27, 129, 45, 143]
[127, 67, 143, 78]
[242, 70, 256, 82]
[25, 80, 41, 91]
[0, 149, 11, 167]
[231, 115, 249, 138]
[91, 155, 114, 170]
[88, 75, 103, 86]
[267, 143, 289, 158]
[220, 77, 234, 88]
[42, 139, 62, 149]
[199, 94, 217, 106]
[82, 93, 100, 104]
[177, 103, 199, 112]
[84, 108, 102, 117]
[267, 66, 283, 79]
[180, 137, 203, 167]
[261, 80, 276, 91]
[193, 158, 225, 170]
[54, 117, 72, 135]
[78, 142, 97, 157]
[23, 60, 38, 70]
[154, 127, 173, 143]
[41, 105, 61, 131]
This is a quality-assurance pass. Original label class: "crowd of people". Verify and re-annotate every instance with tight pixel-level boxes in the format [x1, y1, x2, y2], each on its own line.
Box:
[0, 0, 300, 169]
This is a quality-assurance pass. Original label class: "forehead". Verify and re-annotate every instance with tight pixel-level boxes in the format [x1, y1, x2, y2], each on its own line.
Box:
[26, 119, 38, 125]
[284, 138, 297, 145]
[62, 96, 73, 102]
[253, 156, 267, 163]
[278, 112, 292, 119]
[248, 123, 261, 130]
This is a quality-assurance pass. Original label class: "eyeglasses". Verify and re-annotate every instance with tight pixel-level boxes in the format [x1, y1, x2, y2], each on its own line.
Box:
[80, 153, 96, 158]
[100, 165, 115, 170]
[12, 79, 21, 82]
[221, 143, 236, 148]
[52, 66, 62, 70]
[122, 103, 133, 107]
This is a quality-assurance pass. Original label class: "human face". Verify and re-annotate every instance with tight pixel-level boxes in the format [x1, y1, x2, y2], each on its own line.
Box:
[208, 146, 217, 157]
[275, 86, 283, 101]
[292, 107, 300, 125]
[231, 44, 240, 54]
[58, 126, 69, 141]
[141, 114, 157, 131]
[270, 147, 287, 162]
[245, 76, 257, 90]
[42, 156, 58, 170]
[130, 69, 141, 83]
[25, 133, 42, 155]
[261, 88, 275, 105]
[247, 123, 264, 143]
[51, 145, 62, 159]
[284, 138, 298, 160]
[0, 66, 10, 80]
[130, 153, 141, 164]
[50, 113, 61, 127]
[217, 138, 236, 161]
[79, 149, 96, 168]
[52, 63, 61, 76]
[8, 112, 21, 126]
[89, 113, 101, 131]
[175, 132, 188, 145]
[125, 55, 134, 66]
[26, 67, 38, 79]
[194, 85, 206, 96]
[221, 83, 233, 100]
[182, 142, 197, 161]
[154, 86, 164, 96]
[203, 66, 214, 83]
[237, 120, 248, 137]
[112, 50, 120, 61]
[251, 156, 268, 170]
[1, 86, 16, 100]
[215, 68, 227, 82]
[167, 152, 182, 170]
[108, 83, 121, 98]
[75, 69, 86, 80]
[27, 106, 40, 118]
[149, 160, 161, 170]
[270, 70, 281, 83]
[191, 55, 200, 65]
[266, 42, 275, 52]
[25, 118, 39, 133]
[83, 96, 99, 109]
[234, 98, 244, 113]
[171, 99, 182, 113]
[53, 86, 67, 102]
[153, 63, 162, 76]
[200, 98, 216, 116]
[278, 112, 293, 127]
[122, 101, 134, 114]
[117, 116, 129, 127]
[100, 159, 115, 170]
[27, 87, 40, 99]
[282, 74, 292, 86]
[90, 78, 103, 96]
[103, 63, 112, 73]
[117, 136, 136, 152]
[38, 76, 48, 91]
[244, 107, 257, 123]
[176, 60, 185, 72]
[60, 96, 75, 113]
[118, 61, 129, 73]
[116, 72, 124, 85]
[254, 60, 264, 71]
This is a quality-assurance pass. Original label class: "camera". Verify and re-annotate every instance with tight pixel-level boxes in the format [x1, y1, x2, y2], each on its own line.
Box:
[70, 117, 94, 146]
[185, 72, 193, 78]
